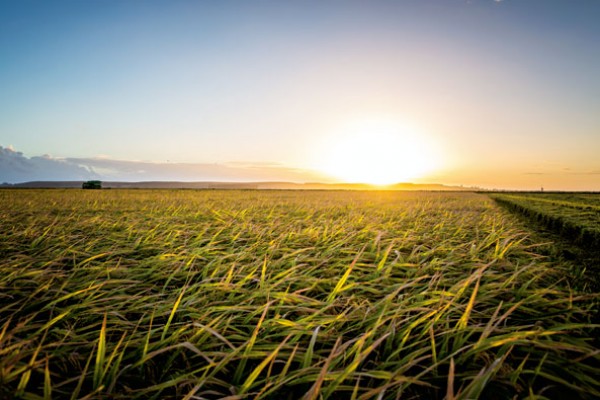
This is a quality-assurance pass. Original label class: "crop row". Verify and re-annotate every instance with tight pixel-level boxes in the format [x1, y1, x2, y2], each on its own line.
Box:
[490, 193, 600, 251]
[492, 193, 600, 211]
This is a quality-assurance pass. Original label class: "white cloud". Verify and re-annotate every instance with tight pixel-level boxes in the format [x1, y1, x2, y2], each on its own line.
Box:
[0, 146, 331, 184]
[0, 146, 99, 183]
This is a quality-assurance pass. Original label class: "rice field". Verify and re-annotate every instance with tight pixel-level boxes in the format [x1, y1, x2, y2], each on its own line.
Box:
[1, 189, 599, 399]
[490, 193, 600, 250]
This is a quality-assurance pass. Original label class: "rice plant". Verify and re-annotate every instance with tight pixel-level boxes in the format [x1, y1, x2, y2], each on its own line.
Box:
[1, 189, 598, 399]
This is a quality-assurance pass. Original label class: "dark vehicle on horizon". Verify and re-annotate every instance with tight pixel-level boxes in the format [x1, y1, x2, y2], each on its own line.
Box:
[82, 180, 102, 189]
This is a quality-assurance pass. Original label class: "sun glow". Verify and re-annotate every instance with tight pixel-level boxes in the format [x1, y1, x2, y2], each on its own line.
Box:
[317, 121, 440, 185]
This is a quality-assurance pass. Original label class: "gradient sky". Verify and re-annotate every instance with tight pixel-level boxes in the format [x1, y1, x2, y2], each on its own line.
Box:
[1, 0, 599, 189]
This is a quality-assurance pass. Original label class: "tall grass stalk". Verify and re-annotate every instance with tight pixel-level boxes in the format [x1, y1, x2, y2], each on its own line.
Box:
[0, 189, 598, 398]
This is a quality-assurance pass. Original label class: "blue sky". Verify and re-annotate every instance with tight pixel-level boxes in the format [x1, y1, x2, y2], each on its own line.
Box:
[1, 0, 599, 189]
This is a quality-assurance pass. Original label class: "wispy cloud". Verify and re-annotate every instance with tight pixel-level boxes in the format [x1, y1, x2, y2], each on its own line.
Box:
[523, 168, 600, 176]
[0, 146, 331, 184]
[0, 146, 98, 182]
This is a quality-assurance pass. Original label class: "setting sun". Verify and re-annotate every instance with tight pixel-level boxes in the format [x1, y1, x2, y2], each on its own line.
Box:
[318, 121, 439, 185]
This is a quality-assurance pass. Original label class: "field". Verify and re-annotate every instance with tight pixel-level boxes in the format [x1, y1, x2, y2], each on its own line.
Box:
[490, 193, 600, 251]
[1, 189, 599, 399]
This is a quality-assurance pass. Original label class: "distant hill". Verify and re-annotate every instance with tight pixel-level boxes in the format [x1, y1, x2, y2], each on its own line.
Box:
[0, 181, 470, 191]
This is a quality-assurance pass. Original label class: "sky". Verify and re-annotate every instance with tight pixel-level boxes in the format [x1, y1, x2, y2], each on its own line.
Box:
[1, 0, 599, 190]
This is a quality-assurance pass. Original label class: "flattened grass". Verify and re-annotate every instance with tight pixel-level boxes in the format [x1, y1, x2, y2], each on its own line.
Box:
[1, 189, 598, 399]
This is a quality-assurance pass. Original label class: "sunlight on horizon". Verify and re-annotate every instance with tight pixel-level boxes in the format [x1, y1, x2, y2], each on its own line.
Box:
[315, 119, 441, 185]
